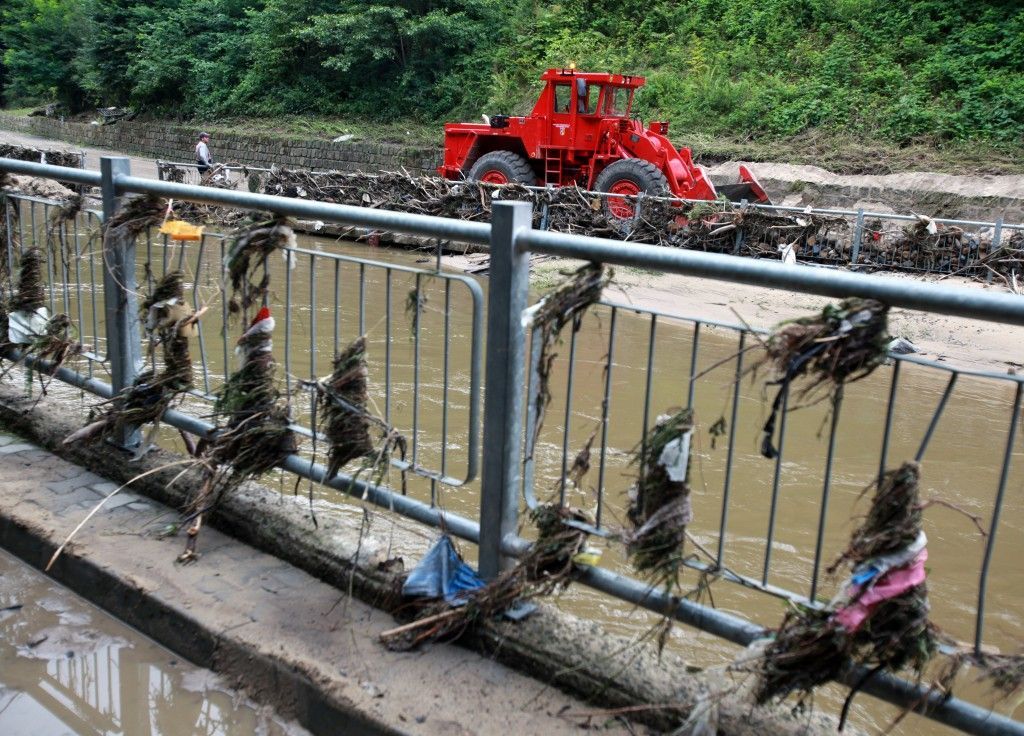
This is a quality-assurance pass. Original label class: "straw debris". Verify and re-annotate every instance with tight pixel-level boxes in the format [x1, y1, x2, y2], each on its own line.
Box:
[319, 336, 374, 477]
[63, 270, 197, 448]
[751, 461, 935, 711]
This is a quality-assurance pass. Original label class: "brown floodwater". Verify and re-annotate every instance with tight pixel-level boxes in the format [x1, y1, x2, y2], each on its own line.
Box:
[0, 548, 310, 736]
[12, 203, 1024, 733]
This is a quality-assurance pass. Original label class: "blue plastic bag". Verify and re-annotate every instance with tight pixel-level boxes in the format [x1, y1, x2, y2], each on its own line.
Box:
[403, 535, 485, 603]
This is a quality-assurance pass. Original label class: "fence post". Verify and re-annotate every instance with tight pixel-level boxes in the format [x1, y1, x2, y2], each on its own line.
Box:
[851, 208, 864, 266]
[100, 156, 143, 449]
[478, 200, 532, 579]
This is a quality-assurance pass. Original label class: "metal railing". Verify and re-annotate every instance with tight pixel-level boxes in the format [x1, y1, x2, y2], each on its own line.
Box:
[2, 156, 1024, 736]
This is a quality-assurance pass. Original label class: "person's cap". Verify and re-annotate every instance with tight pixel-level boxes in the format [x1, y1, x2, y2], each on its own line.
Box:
[199, 132, 210, 139]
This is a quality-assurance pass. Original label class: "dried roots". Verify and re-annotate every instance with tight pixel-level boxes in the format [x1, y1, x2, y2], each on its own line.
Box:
[226, 215, 296, 314]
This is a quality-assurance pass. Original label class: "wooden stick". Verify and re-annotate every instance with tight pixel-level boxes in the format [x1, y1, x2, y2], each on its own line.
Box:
[378, 608, 463, 639]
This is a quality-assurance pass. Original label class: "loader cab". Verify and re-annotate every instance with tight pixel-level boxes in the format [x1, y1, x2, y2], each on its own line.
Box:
[535, 69, 644, 152]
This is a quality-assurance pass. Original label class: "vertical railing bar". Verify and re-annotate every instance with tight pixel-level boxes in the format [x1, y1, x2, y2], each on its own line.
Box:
[914, 372, 958, 463]
[558, 326, 579, 506]
[595, 306, 618, 529]
[88, 214, 99, 358]
[809, 386, 845, 601]
[59, 218, 71, 316]
[40, 203, 57, 314]
[333, 259, 340, 351]
[440, 279, 452, 479]
[309, 252, 317, 384]
[877, 361, 901, 482]
[717, 330, 747, 565]
[686, 322, 702, 410]
[219, 239, 229, 384]
[522, 328, 542, 510]
[71, 215, 90, 378]
[412, 273, 422, 469]
[161, 232, 169, 275]
[384, 269, 392, 422]
[145, 230, 153, 294]
[192, 236, 211, 395]
[177, 238, 187, 272]
[284, 250, 293, 399]
[16, 197, 26, 256]
[639, 316, 658, 465]
[974, 381, 1022, 653]
[762, 381, 790, 585]
[3, 197, 15, 288]
[358, 263, 366, 335]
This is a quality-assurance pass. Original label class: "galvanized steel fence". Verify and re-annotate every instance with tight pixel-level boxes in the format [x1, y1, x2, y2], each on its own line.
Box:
[3, 155, 1024, 736]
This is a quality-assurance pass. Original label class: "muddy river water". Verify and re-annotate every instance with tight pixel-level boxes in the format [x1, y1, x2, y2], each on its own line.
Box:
[11, 214, 1024, 733]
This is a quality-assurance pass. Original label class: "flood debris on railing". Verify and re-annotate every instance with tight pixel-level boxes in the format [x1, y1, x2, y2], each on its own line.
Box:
[750, 461, 935, 725]
[625, 408, 694, 595]
[3, 248, 83, 395]
[225, 214, 296, 314]
[380, 503, 589, 651]
[63, 270, 198, 451]
[180, 306, 297, 562]
[757, 298, 890, 458]
[527, 262, 610, 454]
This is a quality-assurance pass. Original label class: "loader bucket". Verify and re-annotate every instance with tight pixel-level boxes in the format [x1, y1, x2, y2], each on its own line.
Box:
[717, 165, 771, 204]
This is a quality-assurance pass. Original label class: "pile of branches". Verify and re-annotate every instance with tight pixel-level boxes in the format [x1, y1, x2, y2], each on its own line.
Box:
[753, 461, 936, 718]
[0, 143, 83, 169]
[757, 298, 890, 458]
[625, 408, 695, 591]
[381, 503, 589, 651]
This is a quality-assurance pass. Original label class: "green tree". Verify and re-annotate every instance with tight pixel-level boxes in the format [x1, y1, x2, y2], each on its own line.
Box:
[1, 0, 88, 109]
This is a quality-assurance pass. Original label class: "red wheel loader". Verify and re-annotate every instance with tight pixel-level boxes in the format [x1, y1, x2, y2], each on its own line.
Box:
[440, 69, 769, 219]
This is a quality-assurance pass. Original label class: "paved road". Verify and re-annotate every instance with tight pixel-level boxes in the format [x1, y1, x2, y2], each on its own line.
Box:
[0, 128, 159, 179]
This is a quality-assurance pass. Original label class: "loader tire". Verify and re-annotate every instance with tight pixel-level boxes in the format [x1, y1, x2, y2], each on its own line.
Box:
[594, 159, 670, 221]
[467, 151, 536, 186]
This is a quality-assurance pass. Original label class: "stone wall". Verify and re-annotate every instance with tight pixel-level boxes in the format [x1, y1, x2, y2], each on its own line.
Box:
[0, 114, 441, 174]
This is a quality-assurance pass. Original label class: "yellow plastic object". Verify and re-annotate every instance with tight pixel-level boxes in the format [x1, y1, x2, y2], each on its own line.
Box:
[158, 220, 205, 241]
[572, 546, 602, 567]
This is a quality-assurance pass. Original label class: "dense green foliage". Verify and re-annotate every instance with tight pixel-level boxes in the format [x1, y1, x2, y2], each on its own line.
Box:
[2, 0, 1022, 143]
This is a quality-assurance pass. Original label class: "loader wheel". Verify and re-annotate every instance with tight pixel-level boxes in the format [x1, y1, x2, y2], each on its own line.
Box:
[467, 151, 536, 186]
[594, 159, 670, 221]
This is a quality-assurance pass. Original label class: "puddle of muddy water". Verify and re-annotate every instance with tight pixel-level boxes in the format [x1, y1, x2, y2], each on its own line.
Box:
[0, 548, 309, 736]
[16, 214, 1023, 734]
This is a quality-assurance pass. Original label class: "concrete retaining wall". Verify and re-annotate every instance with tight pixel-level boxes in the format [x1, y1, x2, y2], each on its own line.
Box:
[0, 114, 441, 174]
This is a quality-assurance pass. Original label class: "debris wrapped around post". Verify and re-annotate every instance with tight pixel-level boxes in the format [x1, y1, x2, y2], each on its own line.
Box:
[625, 408, 694, 591]
[63, 270, 198, 448]
[751, 461, 935, 713]
[527, 262, 611, 452]
[758, 298, 889, 458]
[225, 214, 296, 314]
[180, 306, 296, 562]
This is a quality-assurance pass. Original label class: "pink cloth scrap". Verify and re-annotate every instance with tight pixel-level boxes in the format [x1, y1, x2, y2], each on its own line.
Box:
[833, 549, 928, 632]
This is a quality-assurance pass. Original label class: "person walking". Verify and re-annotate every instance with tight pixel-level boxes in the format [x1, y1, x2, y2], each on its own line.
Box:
[195, 132, 213, 176]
